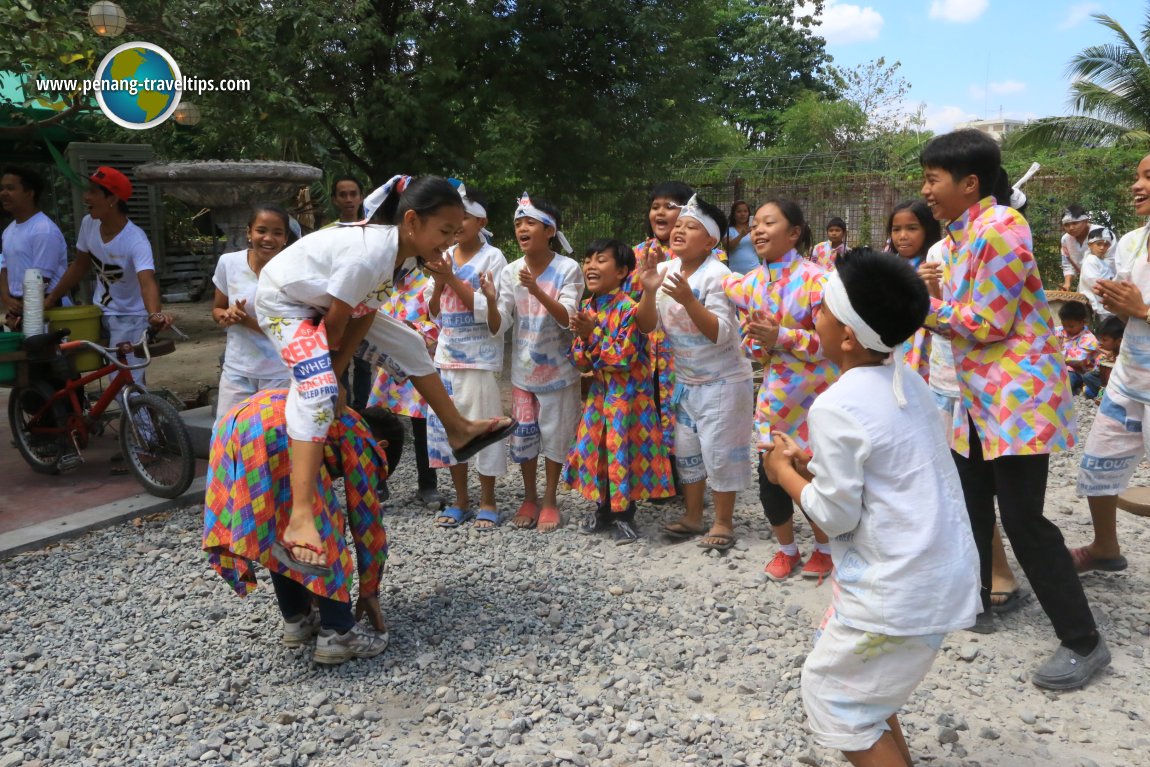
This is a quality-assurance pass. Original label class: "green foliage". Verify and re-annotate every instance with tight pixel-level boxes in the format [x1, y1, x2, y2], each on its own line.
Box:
[1010, 10, 1150, 149]
[775, 91, 867, 153]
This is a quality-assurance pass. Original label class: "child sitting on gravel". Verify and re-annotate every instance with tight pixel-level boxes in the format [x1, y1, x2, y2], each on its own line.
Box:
[765, 248, 979, 766]
[636, 196, 754, 551]
[1057, 300, 1101, 397]
[566, 239, 674, 543]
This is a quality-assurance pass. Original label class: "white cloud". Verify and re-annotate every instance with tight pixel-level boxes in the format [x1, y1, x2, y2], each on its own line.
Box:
[928, 0, 989, 23]
[989, 80, 1026, 95]
[1060, 2, 1103, 29]
[798, 1, 884, 45]
[922, 104, 979, 133]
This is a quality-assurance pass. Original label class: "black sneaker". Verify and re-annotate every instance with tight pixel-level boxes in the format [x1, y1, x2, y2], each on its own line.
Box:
[580, 502, 612, 534]
[613, 519, 640, 545]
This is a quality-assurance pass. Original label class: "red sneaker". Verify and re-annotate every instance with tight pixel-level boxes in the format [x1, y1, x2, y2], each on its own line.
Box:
[764, 550, 803, 582]
[802, 550, 834, 579]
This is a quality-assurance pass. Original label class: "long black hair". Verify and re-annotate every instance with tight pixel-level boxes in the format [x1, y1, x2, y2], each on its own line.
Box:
[373, 176, 464, 226]
[760, 198, 812, 254]
[885, 200, 941, 258]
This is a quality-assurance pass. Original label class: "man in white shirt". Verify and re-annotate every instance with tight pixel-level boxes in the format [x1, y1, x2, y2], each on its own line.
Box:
[0, 166, 68, 330]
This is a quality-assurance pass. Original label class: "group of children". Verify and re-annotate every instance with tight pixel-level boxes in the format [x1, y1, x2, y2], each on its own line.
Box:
[197, 128, 1150, 766]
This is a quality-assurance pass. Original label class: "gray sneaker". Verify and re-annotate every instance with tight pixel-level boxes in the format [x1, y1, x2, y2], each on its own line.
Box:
[282, 611, 321, 647]
[312, 623, 390, 665]
[1031, 636, 1110, 690]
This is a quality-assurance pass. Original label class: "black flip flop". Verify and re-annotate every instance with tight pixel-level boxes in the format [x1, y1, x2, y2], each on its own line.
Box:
[271, 540, 334, 578]
[990, 589, 1029, 615]
[452, 417, 518, 462]
[697, 533, 736, 551]
[661, 521, 707, 540]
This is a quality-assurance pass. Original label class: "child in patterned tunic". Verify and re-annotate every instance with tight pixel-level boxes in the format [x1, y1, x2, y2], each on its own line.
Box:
[919, 129, 1106, 689]
[254, 176, 515, 575]
[723, 200, 838, 581]
[565, 239, 674, 544]
[483, 193, 585, 532]
[637, 196, 754, 551]
[1056, 300, 1101, 397]
[808, 216, 846, 271]
[886, 200, 941, 382]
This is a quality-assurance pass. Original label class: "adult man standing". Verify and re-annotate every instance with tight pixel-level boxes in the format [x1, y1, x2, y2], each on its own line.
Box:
[0, 166, 68, 330]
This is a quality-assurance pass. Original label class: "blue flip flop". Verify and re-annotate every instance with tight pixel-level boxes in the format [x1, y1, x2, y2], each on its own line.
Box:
[474, 509, 502, 531]
[436, 506, 475, 528]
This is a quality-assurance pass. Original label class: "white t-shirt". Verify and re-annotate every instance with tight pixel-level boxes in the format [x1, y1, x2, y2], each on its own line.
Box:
[258, 225, 398, 318]
[925, 240, 960, 397]
[76, 215, 154, 316]
[654, 255, 751, 385]
[495, 253, 584, 393]
[799, 364, 981, 636]
[429, 242, 508, 372]
[1, 211, 68, 298]
[1079, 252, 1115, 320]
[212, 250, 289, 379]
[1109, 224, 1150, 405]
[1060, 232, 1088, 279]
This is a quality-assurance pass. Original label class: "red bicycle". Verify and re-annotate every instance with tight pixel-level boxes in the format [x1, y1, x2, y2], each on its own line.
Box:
[6, 329, 195, 499]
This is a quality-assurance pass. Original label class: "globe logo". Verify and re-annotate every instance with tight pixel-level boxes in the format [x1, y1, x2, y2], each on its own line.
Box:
[93, 42, 182, 130]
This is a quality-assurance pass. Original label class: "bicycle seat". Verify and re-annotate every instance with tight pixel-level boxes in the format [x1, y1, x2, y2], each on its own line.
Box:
[22, 328, 70, 354]
[132, 338, 176, 358]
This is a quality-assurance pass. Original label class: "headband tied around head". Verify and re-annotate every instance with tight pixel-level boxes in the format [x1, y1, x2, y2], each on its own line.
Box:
[340, 174, 411, 226]
[1062, 208, 1091, 225]
[457, 182, 492, 240]
[514, 191, 572, 253]
[822, 270, 907, 408]
[671, 194, 721, 243]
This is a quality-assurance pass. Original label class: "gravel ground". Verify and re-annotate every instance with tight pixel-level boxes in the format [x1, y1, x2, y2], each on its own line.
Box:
[1, 401, 1149, 767]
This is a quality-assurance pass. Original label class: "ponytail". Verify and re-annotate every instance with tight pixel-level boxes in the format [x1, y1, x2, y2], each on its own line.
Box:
[372, 176, 463, 225]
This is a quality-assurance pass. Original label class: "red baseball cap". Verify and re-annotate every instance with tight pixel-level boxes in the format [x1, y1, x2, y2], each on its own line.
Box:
[90, 166, 132, 202]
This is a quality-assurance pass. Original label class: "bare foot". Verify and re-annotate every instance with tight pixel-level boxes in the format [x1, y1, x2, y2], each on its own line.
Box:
[354, 595, 388, 632]
[538, 505, 561, 533]
[282, 506, 326, 566]
[446, 416, 515, 453]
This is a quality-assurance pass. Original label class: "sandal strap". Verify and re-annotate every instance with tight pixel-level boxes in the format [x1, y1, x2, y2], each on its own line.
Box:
[280, 539, 324, 556]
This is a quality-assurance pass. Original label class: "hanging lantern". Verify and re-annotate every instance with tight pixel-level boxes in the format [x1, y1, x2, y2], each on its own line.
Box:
[88, 1, 127, 37]
[172, 101, 202, 126]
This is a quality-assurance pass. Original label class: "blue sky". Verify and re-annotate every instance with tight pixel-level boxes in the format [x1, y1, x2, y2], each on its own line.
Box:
[804, 0, 1145, 133]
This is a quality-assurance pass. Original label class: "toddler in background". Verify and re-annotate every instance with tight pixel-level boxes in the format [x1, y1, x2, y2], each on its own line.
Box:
[1057, 300, 1101, 398]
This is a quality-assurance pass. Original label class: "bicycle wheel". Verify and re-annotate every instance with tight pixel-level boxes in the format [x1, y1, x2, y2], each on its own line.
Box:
[119, 392, 195, 499]
[7, 381, 69, 474]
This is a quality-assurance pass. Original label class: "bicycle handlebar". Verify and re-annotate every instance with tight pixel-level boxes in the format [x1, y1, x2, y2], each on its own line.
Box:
[60, 331, 156, 372]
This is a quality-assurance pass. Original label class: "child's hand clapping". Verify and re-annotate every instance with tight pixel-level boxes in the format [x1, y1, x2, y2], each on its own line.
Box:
[423, 252, 454, 280]
[570, 308, 597, 339]
[519, 268, 542, 297]
[661, 272, 697, 306]
[479, 271, 497, 303]
[746, 309, 780, 349]
[917, 262, 943, 299]
[773, 431, 813, 480]
[636, 248, 665, 293]
[218, 299, 248, 327]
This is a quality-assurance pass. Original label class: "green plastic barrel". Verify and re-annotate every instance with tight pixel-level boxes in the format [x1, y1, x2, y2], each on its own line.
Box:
[46, 305, 104, 372]
[0, 332, 24, 384]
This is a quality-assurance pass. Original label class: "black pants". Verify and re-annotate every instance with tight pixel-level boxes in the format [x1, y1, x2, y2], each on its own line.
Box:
[757, 460, 797, 527]
[270, 572, 353, 632]
[410, 416, 437, 490]
[951, 430, 1095, 643]
[340, 357, 374, 412]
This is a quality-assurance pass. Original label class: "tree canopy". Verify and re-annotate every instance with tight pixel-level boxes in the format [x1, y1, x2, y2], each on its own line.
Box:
[8, 0, 834, 197]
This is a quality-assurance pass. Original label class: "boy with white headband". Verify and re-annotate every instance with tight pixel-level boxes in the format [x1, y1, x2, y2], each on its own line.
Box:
[636, 195, 754, 551]
[1079, 226, 1117, 319]
[765, 248, 979, 767]
[482, 192, 584, 532]
[424, 183, 510, 529]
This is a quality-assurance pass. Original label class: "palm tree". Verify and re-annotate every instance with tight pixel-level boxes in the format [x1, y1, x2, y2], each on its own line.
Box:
[1010, 11, 1150, 148]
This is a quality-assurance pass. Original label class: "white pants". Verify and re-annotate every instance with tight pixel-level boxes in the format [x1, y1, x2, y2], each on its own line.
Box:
[509, 383, 581, 465]
[1077, 387, 1150, 497]
[215, 370, 291, 424]
[674, 378, 754, 492]
[104, 314, 150, 385]
[427, 368, 508, 476]
[802, 609, 945, 752]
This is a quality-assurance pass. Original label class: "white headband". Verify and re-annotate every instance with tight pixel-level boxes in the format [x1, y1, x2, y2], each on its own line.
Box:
[340, 174, 410, 226]
[1062, 210, 1091, 224]
[1010, 162, 1040, 210]
[672, 194, 721, 242]
[514, 191, 572, 253]
[457, 182, 492, 239]
[822, 270, 907, 408]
